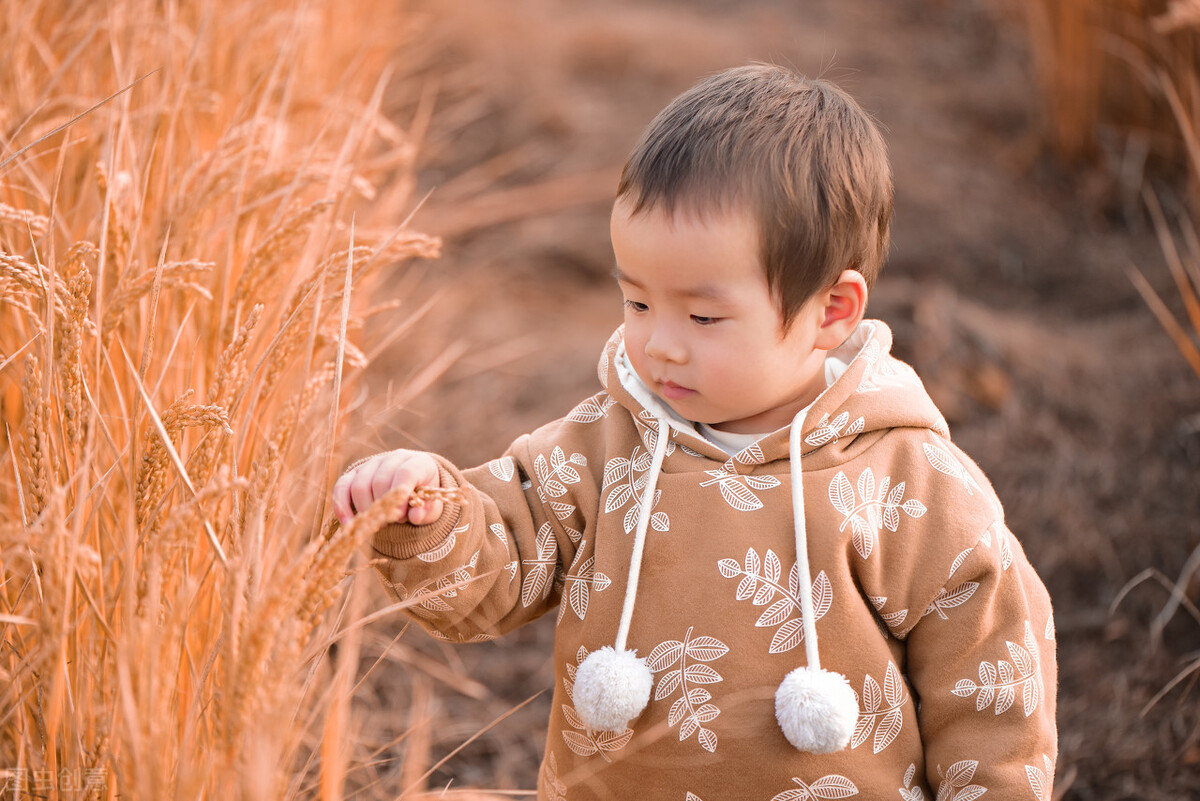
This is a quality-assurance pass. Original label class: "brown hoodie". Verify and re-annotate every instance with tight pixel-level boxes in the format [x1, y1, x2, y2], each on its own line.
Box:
[368, 320, 1057, 800]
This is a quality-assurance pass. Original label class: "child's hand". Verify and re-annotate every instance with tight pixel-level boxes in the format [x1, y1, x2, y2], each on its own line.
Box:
[332, 449, 446, 527]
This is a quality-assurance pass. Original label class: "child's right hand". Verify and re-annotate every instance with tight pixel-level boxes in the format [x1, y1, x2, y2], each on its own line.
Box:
[332, 449, 446, 527]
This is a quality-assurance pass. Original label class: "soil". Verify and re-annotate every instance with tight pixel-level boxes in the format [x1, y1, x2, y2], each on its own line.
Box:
[354, 1, 1200, 797]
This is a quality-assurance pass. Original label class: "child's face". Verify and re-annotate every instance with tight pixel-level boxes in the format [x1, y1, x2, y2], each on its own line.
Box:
[611, 198, 832, 434]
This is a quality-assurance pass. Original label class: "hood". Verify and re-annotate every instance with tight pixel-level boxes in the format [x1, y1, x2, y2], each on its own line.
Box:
[596, 319, 949, 465]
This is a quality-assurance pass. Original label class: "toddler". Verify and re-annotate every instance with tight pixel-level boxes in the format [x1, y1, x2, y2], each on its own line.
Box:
[333, 64, 1057, 799]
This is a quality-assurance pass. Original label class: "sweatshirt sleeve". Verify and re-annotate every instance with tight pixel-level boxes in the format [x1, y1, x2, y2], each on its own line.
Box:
[367, 423, 598, 643]
[902, 520, 1058, 798]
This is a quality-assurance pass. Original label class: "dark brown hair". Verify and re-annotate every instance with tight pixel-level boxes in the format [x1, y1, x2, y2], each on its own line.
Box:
[616, 65, 893, 330]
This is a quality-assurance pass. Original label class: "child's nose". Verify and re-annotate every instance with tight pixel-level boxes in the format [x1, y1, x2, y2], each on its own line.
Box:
[645, 325, 687, 364]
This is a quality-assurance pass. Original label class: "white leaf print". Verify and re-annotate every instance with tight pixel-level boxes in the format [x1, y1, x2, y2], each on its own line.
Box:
[813, 572, 833, 616]
[770, 774, 858, 801]
[561, 703, 585, 730]
[656, 669, 683, 701]
[830, 472, 855, 515]
[851, 515, 873, 560]
[753, 581, 775, 607]
[603, 456, 631, 486]
[852, 661, 907, 753]
[520, 523, 557, 608]
[995, 682, 1016, 715]
[605, 483, 632, 514]
[565, 395, 610, 423]
[736, 443, 766, 464]
[669, 696, 688, 726]
[647, 640, 685, 672]
[648, 627, 727, 752]
[1045, 615, 1055, 641]
[679, 716, 699, 740]
[550, 501, 575, 521]
[722, 549, 831, 654]
[1009, 639, 1033, 677]
[1023, 672, 1040, 717]
[562, 730, 598, 756]
[832, 468, 926, 560]
[685, 637, 730, 662]
[489, 523, 508, 544]
[924, 582, 980, 621]
[416, 528, 456, 563]
[884, 505, 901, 532]
[863, 674, 882, 713]
[771, 618, 806, 654]
[623, 503, 639, 535]
[851, 715, 873, 750]
[758, 597, 794, 628]
[884, 661, 904, 707]
[901, 781, 926, 801]
[812, 775, 859, 799]
[942, 760, 978, 789]
[684, 663, 722, 684]
[948, 548, 973, 578]
[1026, 754, 1053, 800]
[746, 474, 782, 491]
[488, 457, 515, 482]
[923, 442, 982, 495]
[720, 479, 764, 511]
[874, 709, 903, 753]
[857, 468, 876, 505]
[651, 512, 670, 531]
[765, 549, 782, 583]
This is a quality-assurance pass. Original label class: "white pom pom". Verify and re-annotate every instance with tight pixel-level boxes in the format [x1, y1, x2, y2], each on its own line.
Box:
[775, 666, 859, 753]
[572, 647, 653, 732]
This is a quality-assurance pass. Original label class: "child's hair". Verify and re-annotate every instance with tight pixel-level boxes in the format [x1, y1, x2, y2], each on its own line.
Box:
[616, 64, 893, 331]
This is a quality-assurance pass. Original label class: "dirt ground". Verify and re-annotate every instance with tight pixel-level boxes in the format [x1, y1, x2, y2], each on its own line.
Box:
[352, 1, 1200, 796]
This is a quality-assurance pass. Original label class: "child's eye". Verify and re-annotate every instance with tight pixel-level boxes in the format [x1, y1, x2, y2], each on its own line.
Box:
[624, 300, 648, 313]
[691, 315, 721, 325]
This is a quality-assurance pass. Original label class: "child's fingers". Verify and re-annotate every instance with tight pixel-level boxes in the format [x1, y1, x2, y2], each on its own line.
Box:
[332, 474, 354, 524]
[408, 499, 443, 526]
[349, 463, 384, 523]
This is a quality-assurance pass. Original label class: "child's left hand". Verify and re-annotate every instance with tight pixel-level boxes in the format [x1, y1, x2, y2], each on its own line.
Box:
[331, 449, 446, 526]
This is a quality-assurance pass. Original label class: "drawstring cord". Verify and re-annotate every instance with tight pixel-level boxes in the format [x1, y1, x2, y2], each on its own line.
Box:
[788, 412, 822, 672]
[614, 419, 670, 652]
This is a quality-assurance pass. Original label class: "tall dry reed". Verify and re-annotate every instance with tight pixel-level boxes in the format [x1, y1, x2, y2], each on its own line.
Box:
[1011, 0, 1200, 193]
[0, 1, 443, 798]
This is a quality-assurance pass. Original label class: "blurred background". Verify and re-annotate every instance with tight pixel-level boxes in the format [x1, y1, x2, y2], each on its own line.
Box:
[1, 0, 1197, 798]
[361, 0, 1200, 797]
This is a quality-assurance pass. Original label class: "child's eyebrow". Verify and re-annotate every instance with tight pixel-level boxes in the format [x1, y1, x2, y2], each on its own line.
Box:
[612, 266, 733, 303]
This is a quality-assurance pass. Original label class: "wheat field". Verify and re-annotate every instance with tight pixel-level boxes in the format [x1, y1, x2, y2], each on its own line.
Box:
[0, 1, 449, 798]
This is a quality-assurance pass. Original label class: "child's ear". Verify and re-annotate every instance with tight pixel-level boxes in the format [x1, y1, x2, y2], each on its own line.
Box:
[814, 269, 868, 349]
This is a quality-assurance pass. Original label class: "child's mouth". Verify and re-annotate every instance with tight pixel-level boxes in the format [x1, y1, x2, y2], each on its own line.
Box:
[659, 381, 696, 400]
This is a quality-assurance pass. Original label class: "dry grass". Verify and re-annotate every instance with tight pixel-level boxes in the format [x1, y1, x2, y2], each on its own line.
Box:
[0, 1, 454, 798]
[1011, 0, 1199, 175]
[1009, 0, 1200, 781]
